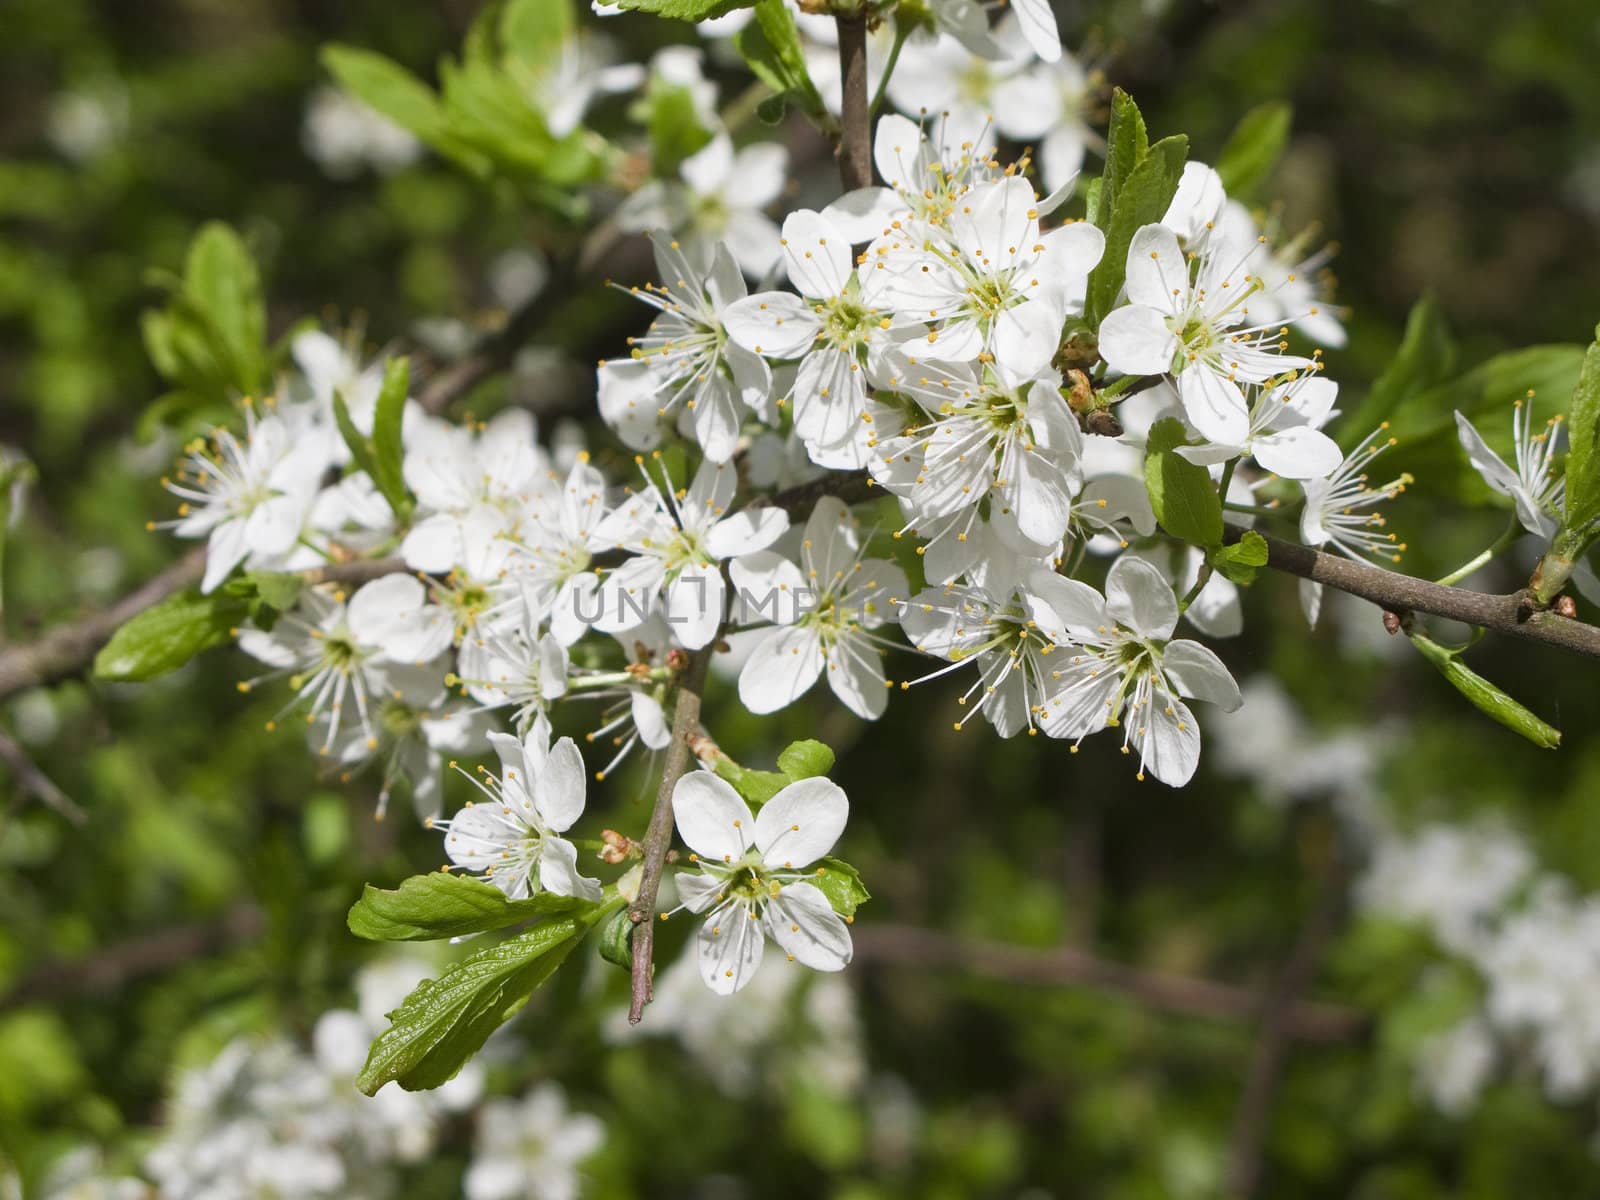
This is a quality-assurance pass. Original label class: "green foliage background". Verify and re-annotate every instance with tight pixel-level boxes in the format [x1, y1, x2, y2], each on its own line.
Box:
[2, 0, 1599, 1195]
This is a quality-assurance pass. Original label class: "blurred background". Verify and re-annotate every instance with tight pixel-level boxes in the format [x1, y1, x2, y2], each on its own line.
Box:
[2, 0, 1600, 1196]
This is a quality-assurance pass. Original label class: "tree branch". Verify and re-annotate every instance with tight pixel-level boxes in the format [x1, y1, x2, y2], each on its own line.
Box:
[0, 903, 264, 1012]
[1225, 822, 1347, 1199]
[0, 726, 86, 825]
[850, 924, 1368, 1044]
[835, 10, 874, 193]
[0, 555, 407, 703]
[1232, 526, 1600, 658]
[627, 646, 712, 1023]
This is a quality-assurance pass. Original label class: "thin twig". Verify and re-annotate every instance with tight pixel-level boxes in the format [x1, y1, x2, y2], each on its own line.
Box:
[0, 726, 86, 825]
[0, 904, 264, 1012]
[835, 10, 874, 192]
[1232, 526, 1600, 659]
[1225, 822, 1347, 1199]
[627, 647, 712, 1023]
[851, 924, 1367, 1044]
[0, 554, 407, 703]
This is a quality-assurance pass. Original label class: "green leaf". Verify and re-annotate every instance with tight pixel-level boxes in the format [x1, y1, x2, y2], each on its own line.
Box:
[244, 571, 305, 614]
[1210, 530, 1269, 586]
[1342, 296, 1456, 435]
[357, 916, 590, 1093]
[810, 856, 870, 918]
[1143, 417, 1223, 548]
[183, 223, 267, 396]
[1388, 344, 1584, 448]
[1214, 102, 1292, 200]
[614, 0, 756, 20]
[713, 756, 790, 808]
[500, 0, 573, 74]
[348, 872, 593, 942]
[1408, 632, 1561, 749]
[94, 590, 246, 682]
[1096, 88, 1149, 234]
[777, 739, 834, 781]
[1085, 134, 1188, 325]
[322, 45, 454, 154]
[369, 357, 413, 519]
[332, 388, 382, 484]
[598, 905, 636, 971]
[1561, 324, 1600, 533]
[735, 0, 828, 125]
[645, 83, 716, 179]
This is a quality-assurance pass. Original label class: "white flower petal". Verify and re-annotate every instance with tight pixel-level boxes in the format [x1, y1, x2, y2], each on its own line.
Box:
[764, 881, 853, 971]
[738, 626, 824, 714]
[672, 771, 755, 862]
[532, 737, 587, 832]
[1161, 639, 1242, 710]
[697, 901, 764, 994]
[1106, 555, 1179, 640]
[755, 776, 848, 868]
[1098, 304, 1178, 376]
[1253, 426, 1344, 480]
[538, 837, 603, 901]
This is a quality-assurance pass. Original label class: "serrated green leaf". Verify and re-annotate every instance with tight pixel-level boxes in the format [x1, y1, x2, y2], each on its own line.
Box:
[1342, 296, 1456, 436]
[1096, 88, 1149, 236]
[1086, 134, 1187, 325]
[598, 905, 636, 971]
[614, 0, 756, 20]
[93, 590, 246, 682]
[357, 917, 588, 1093]
[1561, 325, 1600, 533]
[1214, 102, 1292, 200]
[777, 739, 834, 781]
[712, 756, 790, 808]
[370, 357, 412, 519]
[1408, 632, 1561, 749]
[1144, 417, 1223, 548]
[810, 856, 869, 918]
[1210, 530, 1268, 585]
[348, 872, 594, 942]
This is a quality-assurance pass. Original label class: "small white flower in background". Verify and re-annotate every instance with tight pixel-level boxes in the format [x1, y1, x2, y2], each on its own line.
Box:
[157, 403, 328, 592]
[733, 495, 909, 720]
[239, 574, 453, 756]
[514, 458, 618, 645]
[1098, 223, 1313, 445]
[401, 408, 552, 570]
[430, 724, 602, 902]
[515, 30, 644, 138]
[822, 111, 1000, 243]
[46, 83, 130, 164]
[1032, 555, 1243, 786]
[1176, 372, 1344, 481]
[24, 1146, 145, 1200]
[617, 133, 788, 279]
[302, 86, 422, 179]
[464, 1084, 605, 1200]
[1415, 1016, 1497, 1117]
[600, 235, 772, 463]
[591, 459, 788, 649]
[1357, 821, 1533, 954]
[1454, 400, 1565, 538]
[1215, 200, 1348, 348]
[668, 771, 853, 995]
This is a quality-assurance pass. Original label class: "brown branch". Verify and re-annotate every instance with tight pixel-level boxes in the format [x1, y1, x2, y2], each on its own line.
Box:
[1231, 527, 1600, 659]
[1225, 823, 1347, 1199]
[835, 10, 874, 193]
[850, 924, 1368, 1044]
[0, 726, 86, 825]
[627, 646, 712, 1023]
[0, 903, 264, 1012]
[0, 554, 409, 704]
